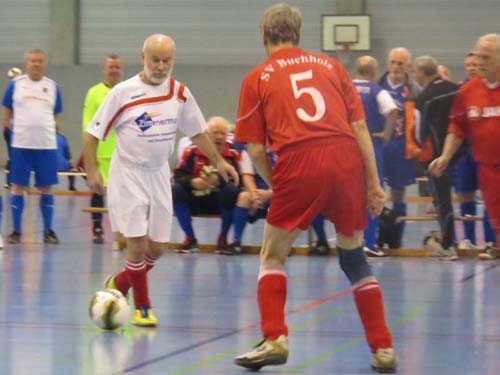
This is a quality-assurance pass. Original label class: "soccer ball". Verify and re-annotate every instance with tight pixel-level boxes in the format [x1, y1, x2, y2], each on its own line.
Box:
[7, 67, 22, 79]
[89, 289, 131, 330]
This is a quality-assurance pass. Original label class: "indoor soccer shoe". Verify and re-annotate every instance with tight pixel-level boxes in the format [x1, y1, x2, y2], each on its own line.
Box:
[177, 237, 198, 254]
[7, 231, 21, 244]
[132, 307, 158, 327]
[43, 229, 59, 244]
[478, 243, 498, 260]
[234, 335, 288, 371]
[371, 348, 397, 373]
[92, 226, 104, 244]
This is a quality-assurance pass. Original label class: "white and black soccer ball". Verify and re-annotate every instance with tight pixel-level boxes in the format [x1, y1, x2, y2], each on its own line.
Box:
[7, 67, 22, 79]
[89, 289, 131, 330]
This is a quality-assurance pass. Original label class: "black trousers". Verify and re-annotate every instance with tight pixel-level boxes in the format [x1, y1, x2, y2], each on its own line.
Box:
[421, 162, 455, 249]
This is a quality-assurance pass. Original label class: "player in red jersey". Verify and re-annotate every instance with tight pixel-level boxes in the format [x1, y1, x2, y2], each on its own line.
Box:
[233, 3, 396, 372]
[430, 33, 500, 257]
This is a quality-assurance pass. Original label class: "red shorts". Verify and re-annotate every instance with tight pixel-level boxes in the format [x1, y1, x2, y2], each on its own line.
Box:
[267, 138, 366, 236]
[478, 164, 500, 233]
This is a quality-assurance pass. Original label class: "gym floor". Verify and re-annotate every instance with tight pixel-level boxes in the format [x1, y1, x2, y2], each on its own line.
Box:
[0, 182, 498, 374]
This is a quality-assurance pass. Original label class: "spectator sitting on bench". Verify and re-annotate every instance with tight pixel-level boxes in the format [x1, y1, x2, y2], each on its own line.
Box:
[225, 146, 275, 255]
[173, 116, 244, 253]
[56, 128, 77, 191]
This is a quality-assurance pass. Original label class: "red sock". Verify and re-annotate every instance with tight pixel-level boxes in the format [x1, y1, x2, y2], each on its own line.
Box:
[114, 270, 130, 296]
[258, 271, 288, 340]
[114, 255, 157, 295]
[353, 280, 392, 353]
[144, 254, 156, 272]
[124, 260, 150, 308]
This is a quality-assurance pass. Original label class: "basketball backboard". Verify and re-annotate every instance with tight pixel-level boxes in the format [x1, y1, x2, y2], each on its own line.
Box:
[321, 15, 371, 51]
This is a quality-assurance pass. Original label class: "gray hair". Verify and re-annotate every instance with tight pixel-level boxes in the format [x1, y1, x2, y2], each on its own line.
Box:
[260, 3, 302, 46]
[476, 33, 500, 53]
[414, 55, 438, 77]
[24, 48, 46, 59]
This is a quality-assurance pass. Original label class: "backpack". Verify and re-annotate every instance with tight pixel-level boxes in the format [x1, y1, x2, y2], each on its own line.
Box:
[377, 207, 402, 249]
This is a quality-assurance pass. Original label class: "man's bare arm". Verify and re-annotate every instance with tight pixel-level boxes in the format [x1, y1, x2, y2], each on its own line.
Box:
[247, 143, 273, 188]
[83, 132, 105, 195]
[351, 119, 380, 188]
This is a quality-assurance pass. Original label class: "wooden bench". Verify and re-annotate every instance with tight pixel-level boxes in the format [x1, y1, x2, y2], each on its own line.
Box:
[397, 215, 482, 222]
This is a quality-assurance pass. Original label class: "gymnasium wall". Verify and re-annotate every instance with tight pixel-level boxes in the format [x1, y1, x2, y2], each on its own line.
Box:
[0, 0, 497, 160]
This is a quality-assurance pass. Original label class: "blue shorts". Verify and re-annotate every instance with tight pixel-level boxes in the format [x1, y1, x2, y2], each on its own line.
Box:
[383, 138, 415, 188]
[453, 149, 478, 193]
[372, 137, 385, 187]
[10, 147, 58, 187]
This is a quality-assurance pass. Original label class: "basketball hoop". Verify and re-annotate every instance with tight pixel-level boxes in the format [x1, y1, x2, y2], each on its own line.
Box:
[335, 43, 354, 69]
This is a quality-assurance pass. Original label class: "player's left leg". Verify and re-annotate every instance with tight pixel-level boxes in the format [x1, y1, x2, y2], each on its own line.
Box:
[33, 149, 59, 244]
[234, 222, 301, 370]
[477, 165, 500, 260]
[122, 236, 157, 327]
[337, 230, 396, 373]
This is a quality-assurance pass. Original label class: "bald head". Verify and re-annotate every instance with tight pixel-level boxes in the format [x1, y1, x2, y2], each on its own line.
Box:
[474, 33, 500, 82]
[207, 116, 231, 153]
[142, 34, 176, 53]
[387, 47, 411, 84]
[355, 56, 379, 81]
[141, 34, 176, 85]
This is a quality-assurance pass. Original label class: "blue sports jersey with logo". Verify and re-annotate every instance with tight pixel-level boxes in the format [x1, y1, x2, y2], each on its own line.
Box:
[354, 81, 385, 134]
[379, 77, 408, 138]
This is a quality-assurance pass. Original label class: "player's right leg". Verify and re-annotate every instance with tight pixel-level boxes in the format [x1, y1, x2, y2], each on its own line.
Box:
[8, 147, 33, 244]
[337, 231, 397, 373]
[234, 222, 300, 370]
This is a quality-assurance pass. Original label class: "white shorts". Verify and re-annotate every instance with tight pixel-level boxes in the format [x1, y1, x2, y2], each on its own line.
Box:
[107, 156, 173, 243]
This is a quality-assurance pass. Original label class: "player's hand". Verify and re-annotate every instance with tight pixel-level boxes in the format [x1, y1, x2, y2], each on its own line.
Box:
[372, 131, 391, 145]
[191, 177, 211, 190]
[87, 169, 105, 195]
[366, 185, 387, 218]
[251, 189, 271, 209]
[216, 159, 239, 186]
[428, 156, 450, 178]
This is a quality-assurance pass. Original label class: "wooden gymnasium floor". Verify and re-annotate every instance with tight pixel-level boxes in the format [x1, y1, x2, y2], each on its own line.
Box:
[0, 179, 498, 374]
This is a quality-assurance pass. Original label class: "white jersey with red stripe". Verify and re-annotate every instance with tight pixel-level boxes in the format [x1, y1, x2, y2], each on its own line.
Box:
[86, 74, 206, 170]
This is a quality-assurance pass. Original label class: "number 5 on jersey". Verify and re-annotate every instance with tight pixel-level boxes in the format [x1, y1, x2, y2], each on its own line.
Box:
[290, 70, 326, 122]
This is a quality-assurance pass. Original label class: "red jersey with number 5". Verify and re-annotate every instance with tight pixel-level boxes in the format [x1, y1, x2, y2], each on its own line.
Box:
[448, 77, 500, 165]
[234, 47, 365, 155]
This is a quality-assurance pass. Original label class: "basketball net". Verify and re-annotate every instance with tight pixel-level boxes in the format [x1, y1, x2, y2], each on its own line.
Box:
[335, 43, 354, 69]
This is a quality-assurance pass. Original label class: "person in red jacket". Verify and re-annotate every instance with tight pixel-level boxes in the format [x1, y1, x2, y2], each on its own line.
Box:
[430, 33, 500, 260]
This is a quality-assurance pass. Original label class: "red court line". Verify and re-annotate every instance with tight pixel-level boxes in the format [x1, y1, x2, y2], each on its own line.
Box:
[117, 287, 353, 373]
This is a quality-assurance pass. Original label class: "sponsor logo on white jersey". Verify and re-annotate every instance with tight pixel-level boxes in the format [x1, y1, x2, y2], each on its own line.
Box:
[134, 112, 177, 132]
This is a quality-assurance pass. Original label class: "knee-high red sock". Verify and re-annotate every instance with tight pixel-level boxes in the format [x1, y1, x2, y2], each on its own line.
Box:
[353, 280, 392, 353]
[123, 260, 150, 308]
[114, 254, 157, 295]
[258, 270, 288, 340]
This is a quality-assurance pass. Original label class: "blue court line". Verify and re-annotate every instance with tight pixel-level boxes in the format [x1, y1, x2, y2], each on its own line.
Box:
[112, 328, 248, 374]
[114, 289, 351, 373]
[461, 261, 500, 282]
